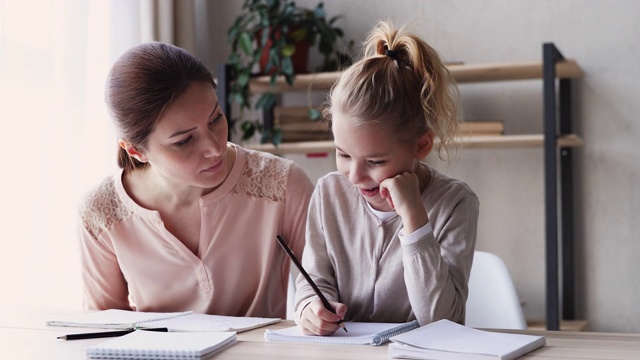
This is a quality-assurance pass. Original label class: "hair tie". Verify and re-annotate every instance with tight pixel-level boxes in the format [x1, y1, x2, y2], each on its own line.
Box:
[385, 49, 398, 59]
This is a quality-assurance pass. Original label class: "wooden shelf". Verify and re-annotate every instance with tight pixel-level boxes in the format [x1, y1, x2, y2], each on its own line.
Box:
[245, 133, 584, 155]
[248, 59, 584, 93]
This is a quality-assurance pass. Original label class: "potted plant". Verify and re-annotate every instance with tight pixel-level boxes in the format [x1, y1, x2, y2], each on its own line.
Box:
[227, 0, 352, 145]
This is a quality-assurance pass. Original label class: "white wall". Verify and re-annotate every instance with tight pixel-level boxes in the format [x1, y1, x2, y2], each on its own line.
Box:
[204, 0, 640, 333]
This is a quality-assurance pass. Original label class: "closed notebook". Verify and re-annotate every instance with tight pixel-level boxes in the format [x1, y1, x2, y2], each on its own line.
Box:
[388, 319, 546, 360]
[264, 320, 419, 346]
[46, 309, 280, 332]
[86, 330, 236, 359]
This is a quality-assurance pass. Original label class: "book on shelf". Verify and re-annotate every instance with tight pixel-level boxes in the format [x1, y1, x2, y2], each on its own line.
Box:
[46, 309, 280, 333]
[273, 105, 505, 142]
[388, 319, 546, 360]
[264, 320, 419, 346]
[458, 120, 505, 136]
[86, 329, 236, 360]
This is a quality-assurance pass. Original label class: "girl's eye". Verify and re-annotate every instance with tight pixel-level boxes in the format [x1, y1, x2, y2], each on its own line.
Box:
[174, 136, 192, 147]
[369, 160, 386, 166]
[337, 153, 350, 159]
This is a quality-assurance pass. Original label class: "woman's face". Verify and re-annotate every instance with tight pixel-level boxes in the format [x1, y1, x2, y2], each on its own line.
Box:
[332, 110, 419, 211]
[139, 81, 231, 191]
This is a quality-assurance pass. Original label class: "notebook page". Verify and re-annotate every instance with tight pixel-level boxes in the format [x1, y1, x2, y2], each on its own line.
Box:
[86, 331, 236, 360]
[46, 309, 194, 329]
[265, 321, 418, 346]
[390, 320, 545, 359]
[139, 313, 281, 332]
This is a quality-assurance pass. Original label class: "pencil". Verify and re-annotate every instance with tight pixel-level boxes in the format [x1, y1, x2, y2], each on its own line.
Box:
[275, 235, 347, 332]
[57, 327, 168, 340]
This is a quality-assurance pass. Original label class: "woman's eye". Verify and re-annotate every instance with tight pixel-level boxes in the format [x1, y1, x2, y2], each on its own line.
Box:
[174, 136, 192, 147]
[209, 113, 223, 126]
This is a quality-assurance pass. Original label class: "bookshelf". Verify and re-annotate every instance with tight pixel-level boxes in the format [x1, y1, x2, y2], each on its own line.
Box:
[216, 43, 583, 330]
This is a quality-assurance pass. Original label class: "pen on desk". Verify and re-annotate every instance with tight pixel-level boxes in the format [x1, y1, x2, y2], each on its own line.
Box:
[275, 235, 347, 333]
[57, 327, 169, 340]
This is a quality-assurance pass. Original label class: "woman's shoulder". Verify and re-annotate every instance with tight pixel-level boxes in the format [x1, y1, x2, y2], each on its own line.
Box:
[233, 147, 304, 202]
[78, 174, 134, 238]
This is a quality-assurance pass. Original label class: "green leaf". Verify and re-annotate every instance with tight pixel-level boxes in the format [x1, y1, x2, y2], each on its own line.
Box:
[237, 71, 250, 87]
[241, 121, 256, 140]
[272, 128, 282, 146]
[239, 32, 253, 55]
[282, 44, 296, 58]
[308, 108, 321, 120]
[291, 28, 307, 42]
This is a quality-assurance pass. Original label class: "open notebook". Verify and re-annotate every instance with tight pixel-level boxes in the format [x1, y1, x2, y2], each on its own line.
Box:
[86, 330, 236, 360]
[46, 309, 280, 332]
[264, 320, 419, 346]
[388, 319, 546, 360]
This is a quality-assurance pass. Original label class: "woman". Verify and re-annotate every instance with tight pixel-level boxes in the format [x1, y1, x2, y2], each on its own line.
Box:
[79, 42, 313, 318]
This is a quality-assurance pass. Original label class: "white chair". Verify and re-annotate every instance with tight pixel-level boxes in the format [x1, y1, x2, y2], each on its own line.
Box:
[465, 251, 527, 329]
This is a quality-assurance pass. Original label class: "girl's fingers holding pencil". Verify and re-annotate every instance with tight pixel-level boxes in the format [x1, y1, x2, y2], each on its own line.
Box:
[300, 300, 346, 336]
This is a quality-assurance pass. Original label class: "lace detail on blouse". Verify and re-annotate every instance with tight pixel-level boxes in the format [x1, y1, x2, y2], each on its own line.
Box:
[232, 151, 291, 202]
[79, 176, 133, 239]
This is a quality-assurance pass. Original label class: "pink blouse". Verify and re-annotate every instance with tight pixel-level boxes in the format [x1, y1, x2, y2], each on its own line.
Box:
[78, 145, 313, 318]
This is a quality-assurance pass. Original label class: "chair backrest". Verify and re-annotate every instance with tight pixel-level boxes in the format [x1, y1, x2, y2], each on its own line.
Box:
[465, 251, 527, 329]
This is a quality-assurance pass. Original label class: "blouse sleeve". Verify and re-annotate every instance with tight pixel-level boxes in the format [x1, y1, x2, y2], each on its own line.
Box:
[401, 188, 479, 325]
[78, 208, 131, 311]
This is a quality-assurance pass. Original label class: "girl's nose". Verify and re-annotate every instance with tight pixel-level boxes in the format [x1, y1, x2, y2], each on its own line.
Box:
[348, 163, 366, 185]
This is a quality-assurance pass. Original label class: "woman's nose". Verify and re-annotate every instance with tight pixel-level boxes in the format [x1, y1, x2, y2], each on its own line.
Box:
[202, 132, 224, 158]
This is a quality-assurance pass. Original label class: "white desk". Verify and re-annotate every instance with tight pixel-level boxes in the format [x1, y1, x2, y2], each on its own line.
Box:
[2, 309, 640, 359]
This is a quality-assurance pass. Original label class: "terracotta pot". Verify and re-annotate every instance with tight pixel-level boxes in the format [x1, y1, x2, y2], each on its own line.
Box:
[258, 27, 310, 75]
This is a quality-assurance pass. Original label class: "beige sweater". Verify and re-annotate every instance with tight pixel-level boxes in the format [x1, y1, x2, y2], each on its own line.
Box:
[294, 166, 479, 325]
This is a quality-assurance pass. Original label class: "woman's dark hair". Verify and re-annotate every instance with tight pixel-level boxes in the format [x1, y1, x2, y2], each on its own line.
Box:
[106, 42, 215, 171]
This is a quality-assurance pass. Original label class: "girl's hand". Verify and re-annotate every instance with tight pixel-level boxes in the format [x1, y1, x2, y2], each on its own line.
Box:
[380, 171, 429, 233]
[299, 299, 347, 335]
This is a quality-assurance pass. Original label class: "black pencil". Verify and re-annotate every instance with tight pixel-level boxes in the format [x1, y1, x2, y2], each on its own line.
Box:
[57, 327, 169, 340]
[275, 235, 347, 332]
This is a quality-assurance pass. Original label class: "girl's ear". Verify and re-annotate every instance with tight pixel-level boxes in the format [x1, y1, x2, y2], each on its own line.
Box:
[415, 131, 434, 160]
[118, 138, 148, 163]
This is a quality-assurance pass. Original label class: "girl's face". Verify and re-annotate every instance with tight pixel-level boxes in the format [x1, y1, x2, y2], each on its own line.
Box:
[136, 81, 231, 192]
[332, 111, 420, 211]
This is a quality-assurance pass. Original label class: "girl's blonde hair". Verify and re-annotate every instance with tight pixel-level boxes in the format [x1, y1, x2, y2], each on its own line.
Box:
[324, 21, 459, 159]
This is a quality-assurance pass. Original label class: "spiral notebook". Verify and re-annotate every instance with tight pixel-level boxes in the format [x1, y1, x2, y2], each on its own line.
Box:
[388, 319, 546, 359]
[86, 330, 236, 359]
[264, 320, 419, 346]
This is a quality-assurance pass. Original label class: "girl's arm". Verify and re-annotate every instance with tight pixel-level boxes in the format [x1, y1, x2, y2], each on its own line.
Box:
[401, 189, 479, 325]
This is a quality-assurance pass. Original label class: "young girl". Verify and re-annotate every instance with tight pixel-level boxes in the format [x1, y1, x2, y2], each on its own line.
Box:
[294, 21, 479, 335]
[79, 42, 313, 318]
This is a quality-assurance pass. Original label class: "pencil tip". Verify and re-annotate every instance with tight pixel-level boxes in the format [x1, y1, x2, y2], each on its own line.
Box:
[57, 336, 66, 340]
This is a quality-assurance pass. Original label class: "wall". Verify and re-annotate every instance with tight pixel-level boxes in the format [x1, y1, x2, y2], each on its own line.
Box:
[203, 0, 640, 333]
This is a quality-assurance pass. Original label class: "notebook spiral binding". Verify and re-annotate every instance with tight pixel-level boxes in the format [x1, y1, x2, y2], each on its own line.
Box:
[371, 320, 420, 346]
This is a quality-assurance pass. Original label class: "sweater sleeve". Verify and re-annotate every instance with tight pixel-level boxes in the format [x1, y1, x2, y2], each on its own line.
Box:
[293, 183, 341, 318]
[401, 188, 479, 325]
[282, 163, 314, 267]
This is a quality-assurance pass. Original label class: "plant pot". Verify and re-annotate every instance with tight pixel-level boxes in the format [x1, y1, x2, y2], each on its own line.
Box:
[258, 27, 310, 75]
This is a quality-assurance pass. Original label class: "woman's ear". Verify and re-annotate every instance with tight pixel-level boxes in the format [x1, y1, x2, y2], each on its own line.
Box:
[415, 131, 434, 160]
[118, 138, 148, 163]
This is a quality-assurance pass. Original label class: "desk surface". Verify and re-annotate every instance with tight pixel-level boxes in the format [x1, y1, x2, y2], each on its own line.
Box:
[2, 309, 640, 359]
